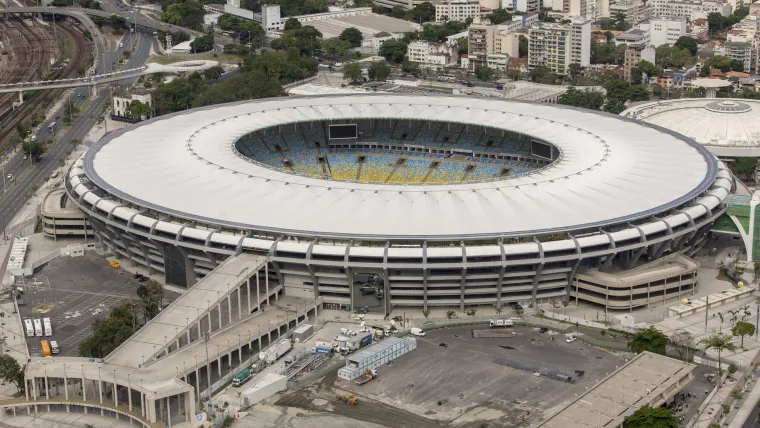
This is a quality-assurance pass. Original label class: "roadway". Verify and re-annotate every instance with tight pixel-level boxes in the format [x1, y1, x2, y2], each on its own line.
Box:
[0, 27, 153, 237]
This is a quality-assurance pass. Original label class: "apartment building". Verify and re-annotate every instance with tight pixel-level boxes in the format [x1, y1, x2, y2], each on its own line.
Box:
[513, 0, 540, 13]
[435, 0, 485, 22]
[649, 0, 730, 21]
[406, 41, 458, 68]
[467, 23, 520, 70]
[374, 0, 443, 10]
[648, 18, 686, 47]
[724, 34, 755, 73]
[550, 0, 609, 20]
[623, 44, 656, 82]
[528, 16, 590, 74]
[609, 0, 649, 25]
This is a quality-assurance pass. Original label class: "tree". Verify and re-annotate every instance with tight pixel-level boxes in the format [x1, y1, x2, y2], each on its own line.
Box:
[422, 310, 430, 319]
[125, 100, 151, 121]
[623, 406, 678, 428]
[203, 65, 225, 80]
[699, 333, 739, 375]
[730, 59, 744, 72]
[656, 45, 695, 69]
[0, 355, 24, 394]
[627, 326, 668, 355]
[474, 66, 495, 81]
[465, 307, 476, 322]
[378, 39, 407, 64]
[342, 62, 363, 84]
[558, 87, 605, 110]
[567, 63, 584, 80]
[136, 280, 164, 320]
[518, 35, 528, 58]
[636, 60, 662, 79]
[401, 59, 420, 75]
[339, 27, 363, 48]
[161, 0, 206, 31]
[508, 69, 523, 81]
[191, 70, 284, 107]
[732, 321, 755, 347]
[15, 122, 30, 140]
[368, 61, 391, 81]
[456, 37, 468, 55]
[22, 141, 44, 161]
[488, 8, 511, 24]
[612, 11, 629, 31]
[669, 331, 694, 360]
[190, 33, 214, 53]
[79, 303, 135, 358]
[528, 66, 559, 84]
[410, 2, 435, 23]
[321, 37, 350, 56]
[283, 17, 301, 30]
[731, 157, 757, 178]
[674, 36, 698, 56]
[390, 5, 406, 18]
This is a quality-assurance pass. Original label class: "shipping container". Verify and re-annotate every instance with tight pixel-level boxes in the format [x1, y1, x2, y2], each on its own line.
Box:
[292, 324, 313, 343]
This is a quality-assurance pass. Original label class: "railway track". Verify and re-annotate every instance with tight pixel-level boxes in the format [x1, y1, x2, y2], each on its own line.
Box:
[0, 16, 89, 154]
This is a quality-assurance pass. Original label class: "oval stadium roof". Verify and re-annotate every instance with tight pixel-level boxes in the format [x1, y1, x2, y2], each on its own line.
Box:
[84, 94, 717, 240]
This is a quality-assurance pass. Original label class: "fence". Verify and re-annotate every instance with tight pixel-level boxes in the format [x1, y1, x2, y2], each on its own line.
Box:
[286, 356, 345, 390]
[199, 318, 312, 401]
[9, 248, 63, 277]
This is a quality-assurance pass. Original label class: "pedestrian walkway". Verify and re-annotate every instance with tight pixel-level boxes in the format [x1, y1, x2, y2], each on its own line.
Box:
[0, 302, 29, 401]
[729, 370, 760, 428]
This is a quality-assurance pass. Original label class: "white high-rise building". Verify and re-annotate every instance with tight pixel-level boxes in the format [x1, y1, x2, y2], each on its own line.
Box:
[647, 18, 686, 47]
[528, 16, 590, 75]
[649, 0, 729, 21]
[435, 0, 485, 22]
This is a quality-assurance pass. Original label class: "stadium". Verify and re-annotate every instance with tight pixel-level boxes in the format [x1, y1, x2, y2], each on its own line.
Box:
[65, 94, 734, 314]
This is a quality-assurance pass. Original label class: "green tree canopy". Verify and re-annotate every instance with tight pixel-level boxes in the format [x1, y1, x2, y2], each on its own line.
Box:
[339, 27, 364, 48]
[623, 406, 678, 428]
[519, 35, 528, 58]
[674, 36, 698, 56]
[401, 59, 420, 74]
[488, 8, 511, 24]
[379, 39, 408, 63]
[283, 17, 302, 30]
[161, 0, 205, 30]
[410, 2, 435, 22]
[475, 66, 495, 81]
[655, 45, 695, 69]
[0, 355, 24, 394]
[192, 70, 283, 106]
[730, 157, 757, 178]
[699, 333, 739, 375]
[731, 321, 755, 347]
[627, 326, 668, 354]
[190, 33, 214, 53]
[22, 141, 44, 161]
[79, 303, 135, 358]
[342, 62, 363, 84]
[557, 87, 605, 110]
[321, 37, 350, 56]
[368, 61, 391, 81]
[528, 66, 559, 84]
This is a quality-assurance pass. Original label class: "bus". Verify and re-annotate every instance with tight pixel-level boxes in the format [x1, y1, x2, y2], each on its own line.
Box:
[47, 122, 56, 133]
[23, 319, 33, 337]
[50, 340, 59, 355]
[40, 340, 51, 357]
[43, 318, 52, 337]
[33, 319, 43, 337]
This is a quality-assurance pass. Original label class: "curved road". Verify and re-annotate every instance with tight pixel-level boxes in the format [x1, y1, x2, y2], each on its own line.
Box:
[0, 26, 154, 237]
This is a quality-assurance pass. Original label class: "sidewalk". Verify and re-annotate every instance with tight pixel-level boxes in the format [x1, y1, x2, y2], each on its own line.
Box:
[0, 302, 29, 401]
[730, 370, 760, 428]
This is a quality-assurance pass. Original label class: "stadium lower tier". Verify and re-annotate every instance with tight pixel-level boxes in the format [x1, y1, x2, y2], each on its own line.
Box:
[66, 159, 732, 313]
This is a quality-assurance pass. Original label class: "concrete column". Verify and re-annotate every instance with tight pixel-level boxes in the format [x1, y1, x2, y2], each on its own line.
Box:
[90, 84, 97, 98]
[98, 379, 103, 404]
[227, 296, 232, 324]
[147, 398, 156, 423]
[128, 382, 133, 411]
[141, 389, 145, 417]
[256, 273, 261, 310]
[159, 398, 164, 423]
[25, 378, 29, 401]
[195, 369, 200, 397]
[237, 286, 242, 320]
[186, 330, 191, 345]
[217, 356, 222, 377]
[167, 396, 172, 427]
[113, 380, 118, 407]
[207, 313, 211, 332]
[82, 376, 86, 402]
[265, 264, 270, 305]
[32, 378, 37, 401]
[217, 303, 222, 328]
[246, 277, 251, 314]
[43, 376, 49, 402]
[63, 375, 69, 400]
[18, 91, 23, 104]
[197, 320, 202, 338]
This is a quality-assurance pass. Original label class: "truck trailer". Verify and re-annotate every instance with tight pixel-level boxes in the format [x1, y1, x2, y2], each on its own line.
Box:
[259, 339, 292, 364]
[232, 368, 253, 387]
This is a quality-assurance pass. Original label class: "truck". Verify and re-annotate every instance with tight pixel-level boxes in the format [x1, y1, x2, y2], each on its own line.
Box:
[315, 338, 332, 349]
[232, 368, 253, 387]
[354, 369, 377, 385]
[259, 339, 292, 364]
[410, 327, 425, 336]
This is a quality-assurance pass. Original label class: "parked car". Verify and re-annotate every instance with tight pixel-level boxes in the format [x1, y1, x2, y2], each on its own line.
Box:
[566, 335, 577, 343]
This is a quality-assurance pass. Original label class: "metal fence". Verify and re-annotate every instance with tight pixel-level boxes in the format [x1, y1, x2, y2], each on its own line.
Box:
[286, 356, 345, 390]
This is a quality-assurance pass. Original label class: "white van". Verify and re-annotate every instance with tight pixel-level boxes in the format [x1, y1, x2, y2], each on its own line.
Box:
[33, 319, 43, 337]
[410, 327, 425, 336]
[23, 319, 34, 337]
[50, 341, 60, 354]
[43, 318, 52, 337]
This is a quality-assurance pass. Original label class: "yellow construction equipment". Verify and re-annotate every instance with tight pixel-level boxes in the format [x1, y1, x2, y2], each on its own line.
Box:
[109, 260, 120, 269]
[336, 393, 358, 405]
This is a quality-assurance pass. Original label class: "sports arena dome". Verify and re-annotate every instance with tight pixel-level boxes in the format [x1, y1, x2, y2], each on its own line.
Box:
[621, 98, 760, 157]
[66, 94, 733, 313]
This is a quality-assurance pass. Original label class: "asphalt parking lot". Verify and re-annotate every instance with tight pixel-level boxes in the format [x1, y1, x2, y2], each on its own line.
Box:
[339, 325, 627, 427]
[19, 253, 179, 357]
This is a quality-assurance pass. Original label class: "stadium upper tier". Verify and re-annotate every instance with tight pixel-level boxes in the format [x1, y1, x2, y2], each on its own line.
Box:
[79, 94, 721, 241]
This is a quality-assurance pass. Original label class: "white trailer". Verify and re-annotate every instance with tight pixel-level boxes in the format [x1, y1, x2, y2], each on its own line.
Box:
[33, 319, 43, 337]
[42, 318, 53, 336]
[259, 339, 292, 364]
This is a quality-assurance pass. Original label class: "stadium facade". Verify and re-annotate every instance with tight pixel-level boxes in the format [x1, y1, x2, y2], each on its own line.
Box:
[65, 94, 734, 313]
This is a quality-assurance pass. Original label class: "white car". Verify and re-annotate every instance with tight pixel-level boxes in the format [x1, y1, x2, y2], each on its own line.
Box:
[566, 335, 577, 343]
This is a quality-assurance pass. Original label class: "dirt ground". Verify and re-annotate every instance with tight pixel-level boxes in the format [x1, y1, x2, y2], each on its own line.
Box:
[259, 325, 628, 428]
